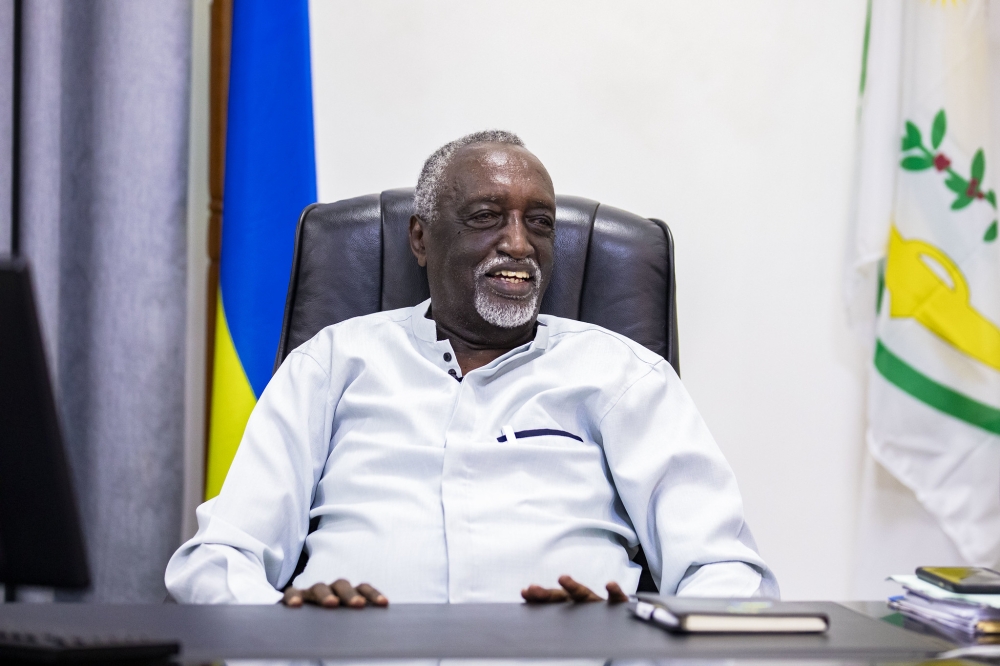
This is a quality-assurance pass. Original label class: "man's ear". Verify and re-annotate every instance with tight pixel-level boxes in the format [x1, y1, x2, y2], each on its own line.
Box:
[409, 215, 428, 267]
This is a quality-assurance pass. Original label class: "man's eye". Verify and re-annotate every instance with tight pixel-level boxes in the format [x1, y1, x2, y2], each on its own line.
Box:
[471, 212, 499, 223]
[530, 217, 554, 229]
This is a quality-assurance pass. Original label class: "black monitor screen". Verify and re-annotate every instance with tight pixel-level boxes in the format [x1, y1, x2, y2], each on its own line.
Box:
[0, 258, 89, 589]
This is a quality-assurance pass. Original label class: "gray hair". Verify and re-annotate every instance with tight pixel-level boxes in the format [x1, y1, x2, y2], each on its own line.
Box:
[414, 130, 525, 222]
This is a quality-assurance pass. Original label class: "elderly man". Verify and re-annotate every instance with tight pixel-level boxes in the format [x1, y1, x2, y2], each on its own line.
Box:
[166, 130, 777, 607]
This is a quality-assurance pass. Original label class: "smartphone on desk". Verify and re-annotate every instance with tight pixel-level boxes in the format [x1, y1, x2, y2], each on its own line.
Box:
[916, 566, 1000, 594]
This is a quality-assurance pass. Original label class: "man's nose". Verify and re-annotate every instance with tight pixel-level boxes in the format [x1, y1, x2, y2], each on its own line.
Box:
[498, 213, 532, 258]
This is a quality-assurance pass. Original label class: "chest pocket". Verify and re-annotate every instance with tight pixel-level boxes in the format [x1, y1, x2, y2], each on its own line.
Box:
[496, 428, 583, 443]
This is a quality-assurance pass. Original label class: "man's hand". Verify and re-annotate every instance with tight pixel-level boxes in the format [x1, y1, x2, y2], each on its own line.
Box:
[521, 575, 629, 604]
[282, 579, 388, 608]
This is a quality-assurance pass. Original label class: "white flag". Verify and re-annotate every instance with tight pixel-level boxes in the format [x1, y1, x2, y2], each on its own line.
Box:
[849, 0, 1000, 566]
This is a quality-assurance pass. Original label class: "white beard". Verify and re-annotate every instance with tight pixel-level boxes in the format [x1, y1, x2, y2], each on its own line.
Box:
[473, 257, 541, 328]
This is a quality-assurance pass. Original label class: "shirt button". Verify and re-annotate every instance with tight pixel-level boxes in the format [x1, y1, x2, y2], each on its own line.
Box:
[443, 352, 452, 362]
[448, 368, 457, 377]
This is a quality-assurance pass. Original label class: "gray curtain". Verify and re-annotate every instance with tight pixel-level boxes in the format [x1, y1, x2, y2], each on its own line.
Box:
[1, 0, 191, 602]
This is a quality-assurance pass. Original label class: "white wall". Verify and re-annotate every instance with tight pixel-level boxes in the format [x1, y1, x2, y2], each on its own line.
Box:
[307, 0, 871, 600]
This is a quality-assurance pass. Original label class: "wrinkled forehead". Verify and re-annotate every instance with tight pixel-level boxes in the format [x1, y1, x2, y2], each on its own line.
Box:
[443, 143, 555, 206]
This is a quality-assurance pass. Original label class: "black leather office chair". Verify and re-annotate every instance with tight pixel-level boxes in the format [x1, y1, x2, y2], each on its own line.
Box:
[274, 187, 679, 593]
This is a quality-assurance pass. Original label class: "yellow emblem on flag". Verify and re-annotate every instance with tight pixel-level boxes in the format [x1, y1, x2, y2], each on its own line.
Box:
[885, 226, 1000, 372]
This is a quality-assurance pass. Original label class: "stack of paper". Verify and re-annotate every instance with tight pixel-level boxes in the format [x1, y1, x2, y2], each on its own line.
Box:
[889, 575, 1000, 638]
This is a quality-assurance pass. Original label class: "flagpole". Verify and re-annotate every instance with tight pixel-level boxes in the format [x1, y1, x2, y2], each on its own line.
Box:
[205, 0, 232, 494]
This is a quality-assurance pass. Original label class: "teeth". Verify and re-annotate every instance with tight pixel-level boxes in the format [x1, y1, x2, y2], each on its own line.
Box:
[497, 270, 530, 279]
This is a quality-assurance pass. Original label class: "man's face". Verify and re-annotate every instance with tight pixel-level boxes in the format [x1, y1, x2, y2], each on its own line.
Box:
[410, 143, 556, 342]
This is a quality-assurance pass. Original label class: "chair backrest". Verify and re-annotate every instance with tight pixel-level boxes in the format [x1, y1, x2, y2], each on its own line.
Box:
[274, 188, 679, 375]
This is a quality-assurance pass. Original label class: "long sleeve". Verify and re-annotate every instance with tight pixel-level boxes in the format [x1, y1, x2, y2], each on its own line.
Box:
[599, 360, 779, 598]
[165, 349, 338, 603]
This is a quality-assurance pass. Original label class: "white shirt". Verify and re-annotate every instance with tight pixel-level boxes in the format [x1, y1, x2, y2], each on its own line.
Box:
[166, 301, 778, 604]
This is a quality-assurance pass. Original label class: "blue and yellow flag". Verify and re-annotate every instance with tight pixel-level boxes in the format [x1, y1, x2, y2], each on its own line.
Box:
[206, 0, 317, 499]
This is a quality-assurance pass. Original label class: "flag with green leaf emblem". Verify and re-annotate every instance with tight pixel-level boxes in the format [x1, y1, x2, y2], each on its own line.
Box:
[848, 0, 1000, 566]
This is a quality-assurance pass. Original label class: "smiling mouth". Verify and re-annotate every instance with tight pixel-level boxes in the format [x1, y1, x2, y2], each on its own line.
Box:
[481, 264, 538, 300]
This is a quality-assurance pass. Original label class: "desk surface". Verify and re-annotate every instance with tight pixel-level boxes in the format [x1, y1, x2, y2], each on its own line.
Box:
[0, 601, 954, 663]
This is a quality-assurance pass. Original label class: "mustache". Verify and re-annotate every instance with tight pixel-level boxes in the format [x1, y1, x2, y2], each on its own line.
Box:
[473, 256, 540, 279]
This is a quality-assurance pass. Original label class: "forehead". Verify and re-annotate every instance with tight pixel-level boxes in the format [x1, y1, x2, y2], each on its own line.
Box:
[444, 143, 554, 206]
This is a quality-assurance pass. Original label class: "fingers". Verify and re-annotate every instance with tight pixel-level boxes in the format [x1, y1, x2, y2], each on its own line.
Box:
[356, 582, 389, 607]
[521, 584, 570, 604]
[332, 579, 367, 608]
[283, 583, 339, 608]
[303, 582, 340, 608]
[285, 580, 388, 609]
[605, 581, 629, 604]
[282, 586, 304, 608]
[558, 575, 603, 602]
[523, 577, 626, 604]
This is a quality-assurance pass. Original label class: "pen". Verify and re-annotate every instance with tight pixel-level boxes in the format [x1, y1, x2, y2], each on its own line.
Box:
[629, 598, 680, 629]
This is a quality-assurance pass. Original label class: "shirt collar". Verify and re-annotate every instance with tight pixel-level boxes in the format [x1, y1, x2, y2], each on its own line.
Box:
[409, 299, 550, 352]
[410, 299, 439, 343]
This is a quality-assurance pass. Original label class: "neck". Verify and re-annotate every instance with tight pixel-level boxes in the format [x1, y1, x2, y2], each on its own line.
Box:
[429, 308, 536, 375]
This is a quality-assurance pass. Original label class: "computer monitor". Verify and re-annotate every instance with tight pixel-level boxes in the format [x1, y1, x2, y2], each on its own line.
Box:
[0, 258, 90, 591]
